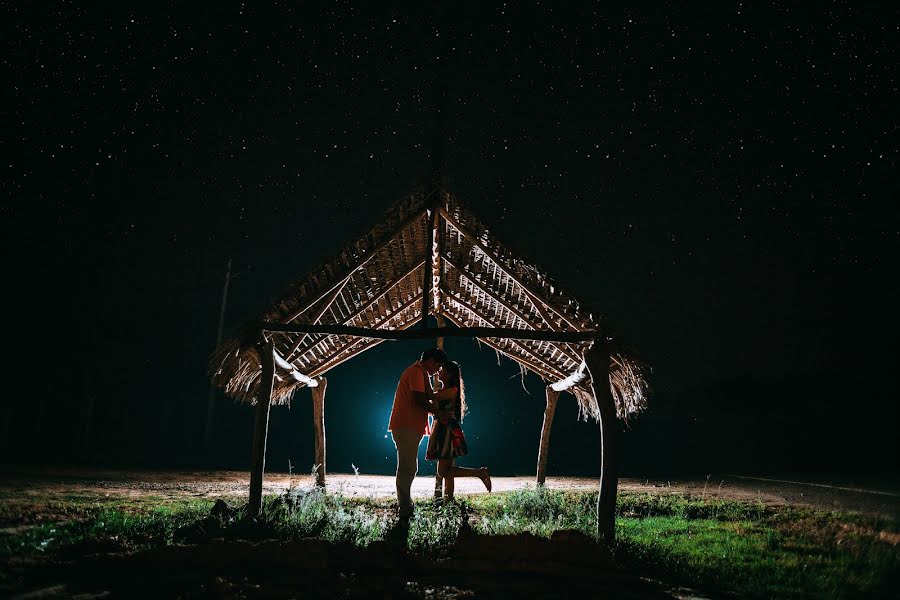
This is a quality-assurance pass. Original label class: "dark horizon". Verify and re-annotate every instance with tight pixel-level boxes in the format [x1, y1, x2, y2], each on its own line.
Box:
[4, 3, 898, 479]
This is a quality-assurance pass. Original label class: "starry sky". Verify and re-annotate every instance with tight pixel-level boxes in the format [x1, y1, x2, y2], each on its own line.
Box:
[4, 3, 898, 477]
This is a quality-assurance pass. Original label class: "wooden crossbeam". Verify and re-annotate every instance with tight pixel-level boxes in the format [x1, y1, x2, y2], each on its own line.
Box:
[259, 322, 603, 343]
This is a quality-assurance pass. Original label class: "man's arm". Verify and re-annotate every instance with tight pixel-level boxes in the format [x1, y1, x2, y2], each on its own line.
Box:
[411, 391, 433, 412]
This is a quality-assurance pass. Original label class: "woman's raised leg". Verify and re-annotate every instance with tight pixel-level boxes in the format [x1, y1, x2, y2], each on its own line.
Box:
[440, 464, 491, 492]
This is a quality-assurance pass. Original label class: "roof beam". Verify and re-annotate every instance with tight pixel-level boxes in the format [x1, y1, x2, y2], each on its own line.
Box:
[431, 205, 443, 319]
[260, 322, 602, 343]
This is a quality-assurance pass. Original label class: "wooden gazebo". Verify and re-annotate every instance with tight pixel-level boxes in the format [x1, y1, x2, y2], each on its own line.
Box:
[210, 185, 648, 541]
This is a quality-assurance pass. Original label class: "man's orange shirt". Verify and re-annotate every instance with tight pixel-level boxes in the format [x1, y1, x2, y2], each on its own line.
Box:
[388, 362, 429, 435]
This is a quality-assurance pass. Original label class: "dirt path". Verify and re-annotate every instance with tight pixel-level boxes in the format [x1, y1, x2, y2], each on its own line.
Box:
[2, 467, 897, 519]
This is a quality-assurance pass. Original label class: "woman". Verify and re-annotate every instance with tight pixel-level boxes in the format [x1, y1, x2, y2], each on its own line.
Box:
[425, 361, 491, 501]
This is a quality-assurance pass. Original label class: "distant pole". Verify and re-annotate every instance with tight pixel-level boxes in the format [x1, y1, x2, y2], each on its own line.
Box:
[204, 258, 232, 453]
[248, 338, 275, 517]
[536, 386, 561, 485]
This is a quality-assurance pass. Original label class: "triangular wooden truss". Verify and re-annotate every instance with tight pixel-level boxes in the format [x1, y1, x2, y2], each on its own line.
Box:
[211, 186, 647, 421]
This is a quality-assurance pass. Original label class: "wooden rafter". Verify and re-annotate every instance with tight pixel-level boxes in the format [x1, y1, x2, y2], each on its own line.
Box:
[284, 274, 353, 361]
[291, 258, 426, 363]
[440, 207, 586, 332]
[441, 254, 583, 367]
[308, 299, 423, 377]
[438, 312, 560, 381]
[282, 207, 426, 324]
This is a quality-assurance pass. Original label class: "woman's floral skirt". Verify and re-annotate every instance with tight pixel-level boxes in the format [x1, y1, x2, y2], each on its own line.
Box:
[426, 417, 468, 460]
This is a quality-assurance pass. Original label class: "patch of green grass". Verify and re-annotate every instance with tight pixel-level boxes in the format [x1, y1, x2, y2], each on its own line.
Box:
[269, 489, 390, 547]
[616, 515, 897, 597]
[407, 500, 465, 555]
[1, 485, 895, 598]
[464, 486, 897, 598]
[471, 486, 596, 537]
[0, 499, 213, 558]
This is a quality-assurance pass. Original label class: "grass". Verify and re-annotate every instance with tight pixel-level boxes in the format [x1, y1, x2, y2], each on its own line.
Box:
[1, 486, 896, 598]
[467, 486, 898, 598]
[267, 488, 391, 546]
[1, 498, 212, 558]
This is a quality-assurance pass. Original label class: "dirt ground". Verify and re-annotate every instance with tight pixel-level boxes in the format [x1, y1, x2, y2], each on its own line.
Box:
[1, 467, 897, 521]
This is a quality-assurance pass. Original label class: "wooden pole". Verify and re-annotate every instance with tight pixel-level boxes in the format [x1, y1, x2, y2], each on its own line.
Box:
[431, 314, 447, 499]
[536, 386, 561, 485]
[584, 344, 617, 543]
[311, 376, 328, 488]
[205, 258, 232, 452]
[248, 339, 275, 517]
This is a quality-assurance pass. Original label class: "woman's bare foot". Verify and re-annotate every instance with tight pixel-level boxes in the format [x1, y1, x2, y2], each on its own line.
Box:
[479, 467, 492, 492]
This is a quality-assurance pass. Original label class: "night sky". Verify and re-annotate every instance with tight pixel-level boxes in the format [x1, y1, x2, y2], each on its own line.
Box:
[4, 4, 898, 478]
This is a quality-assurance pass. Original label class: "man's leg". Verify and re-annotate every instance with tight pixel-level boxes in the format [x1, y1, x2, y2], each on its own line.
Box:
[392, 428, 421, 517]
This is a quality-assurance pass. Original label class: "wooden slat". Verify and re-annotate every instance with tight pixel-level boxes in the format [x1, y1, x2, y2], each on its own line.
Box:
[283, 208, 426, 324]
[440, 207, 586, 332]
[438, 312, 559, 381]
[442, 254, 583, 367]
[291, 259, 426, 363]
[443, 293, 567, 380]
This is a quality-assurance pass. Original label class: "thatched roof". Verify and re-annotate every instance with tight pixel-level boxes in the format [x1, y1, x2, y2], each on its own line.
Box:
[210, 187, 649, 421]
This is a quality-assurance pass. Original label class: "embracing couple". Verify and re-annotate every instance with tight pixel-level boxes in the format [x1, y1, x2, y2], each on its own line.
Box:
[388, 348, 492, 519]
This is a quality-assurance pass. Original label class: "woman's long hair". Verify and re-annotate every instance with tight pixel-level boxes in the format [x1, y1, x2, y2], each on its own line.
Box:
[442, 360, 467, 422]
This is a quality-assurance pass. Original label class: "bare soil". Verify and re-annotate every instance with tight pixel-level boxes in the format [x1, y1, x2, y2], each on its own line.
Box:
[2, 467, 897, 523]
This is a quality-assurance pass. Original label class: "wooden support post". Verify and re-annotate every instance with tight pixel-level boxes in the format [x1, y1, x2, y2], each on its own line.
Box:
[433, 314, 446, 500]
[248, 339, 275, 518]
[311, 376, 328, 488]
[536, 386, 561, 485]
[584, 343, 617, 544]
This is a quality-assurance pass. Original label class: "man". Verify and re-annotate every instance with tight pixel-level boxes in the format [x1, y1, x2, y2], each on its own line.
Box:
[388, 347, 447, 518]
